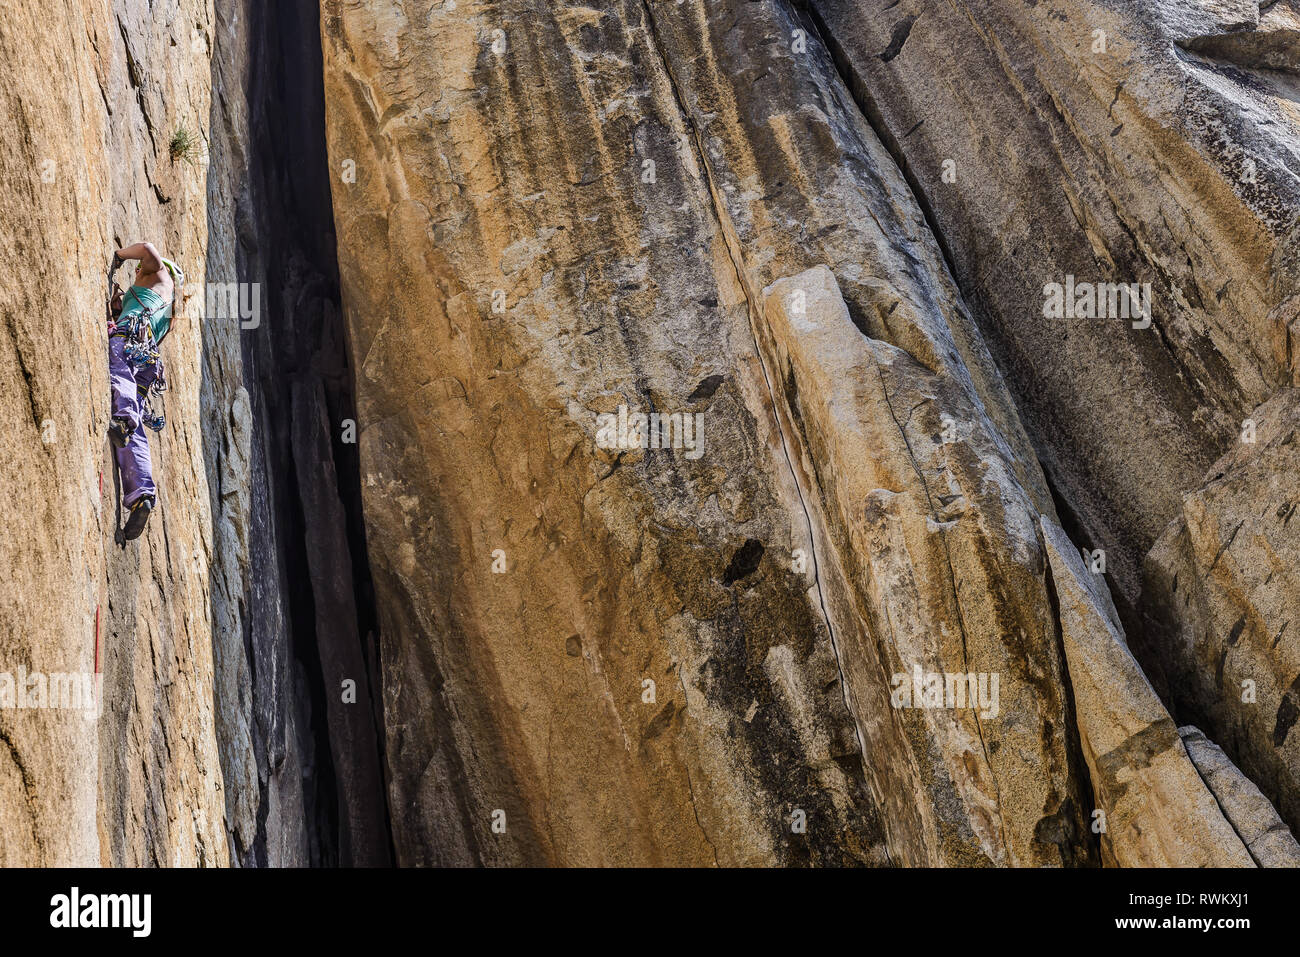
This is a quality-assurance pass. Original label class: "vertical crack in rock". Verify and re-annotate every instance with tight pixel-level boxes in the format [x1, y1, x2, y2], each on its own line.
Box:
[206, 0, 392, 866]
[1040, 516, 1258, 866]
[244, 0, 392, 867]
[1040, 562, 1103, 864]
[320, 0, 895, 865]
[637, 0, 877, 834]
[637, 0, 1097, 865]
[804, 0, 1298, 623]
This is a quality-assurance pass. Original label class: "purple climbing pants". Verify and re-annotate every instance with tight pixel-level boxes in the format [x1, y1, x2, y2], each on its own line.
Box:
[108, 334, 158, 508]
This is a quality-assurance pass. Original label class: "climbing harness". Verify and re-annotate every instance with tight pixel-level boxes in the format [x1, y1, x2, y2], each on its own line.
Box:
[109, 273, 172, 433]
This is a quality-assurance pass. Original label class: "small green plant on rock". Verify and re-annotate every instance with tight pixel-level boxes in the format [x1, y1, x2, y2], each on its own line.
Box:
[168, 126, 201, 166]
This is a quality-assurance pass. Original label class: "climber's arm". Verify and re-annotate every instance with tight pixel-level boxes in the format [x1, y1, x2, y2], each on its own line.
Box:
[114, 242, 164, 276]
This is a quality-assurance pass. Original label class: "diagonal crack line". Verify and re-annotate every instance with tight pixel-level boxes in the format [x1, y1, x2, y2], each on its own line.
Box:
[637, 0, 886, 862]
[874, 357, 937, 518]
[1207, 519, 1244, 574]
[674, 670, 721, 867]
[639, 1, 838, 666]
[1179, 728, 1261, 866]
[796, 0, 962, 293]
[5, 314, 44, 435]
[874, 355, 1011, 859]
[800, 0, 1016, 860]
[0, 726, 45, 861]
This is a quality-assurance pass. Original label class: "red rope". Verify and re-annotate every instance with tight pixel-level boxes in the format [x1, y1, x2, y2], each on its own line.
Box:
[96, 470, 102, 674]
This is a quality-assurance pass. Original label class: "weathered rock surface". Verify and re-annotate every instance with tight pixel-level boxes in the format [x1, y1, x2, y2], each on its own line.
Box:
[1, 0, 1296, 870]
[0, 0, 106, 867]
[320, 0, 898, 866]
[760, 269, 1089, 865]
[202, 0, 392, 866]
[1, 0, 384, 868]
[313, 0, 1300, 868]
[808, 0, 1300, 632]
[1144, 388, 1300, 835]
[318, 0, 1105, 866]
[1041, 518, 1255, 867]
[1180, 725, 1300, 867]
[0, 0, 229, 867]
[1182, 0, 1300, 74]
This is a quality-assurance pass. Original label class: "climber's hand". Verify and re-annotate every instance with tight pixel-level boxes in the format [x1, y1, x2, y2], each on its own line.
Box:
[110, 253, 122, 274]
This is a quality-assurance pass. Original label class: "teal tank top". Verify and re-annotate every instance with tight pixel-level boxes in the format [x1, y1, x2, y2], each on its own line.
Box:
[120, 286, 172, 344]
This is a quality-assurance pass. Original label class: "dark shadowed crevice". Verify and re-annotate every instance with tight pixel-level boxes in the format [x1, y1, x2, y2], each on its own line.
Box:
[801, 0, 1176, 728]
[1041, 464, 1171, 710]
[230, 0, 393, 867]
[1040, 553, 1103, 866]
[793, 1, 962, 297]
[638, 0, 888, 864]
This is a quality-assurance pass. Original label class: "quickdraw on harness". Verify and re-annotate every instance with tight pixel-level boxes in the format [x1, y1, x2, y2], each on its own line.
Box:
[110, 282, 170, 433]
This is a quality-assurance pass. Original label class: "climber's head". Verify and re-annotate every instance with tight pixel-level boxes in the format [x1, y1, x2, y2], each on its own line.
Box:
[159, 257, 185, 288]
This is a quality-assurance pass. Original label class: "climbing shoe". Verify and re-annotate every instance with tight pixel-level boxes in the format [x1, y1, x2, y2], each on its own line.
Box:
[123, 496, 154, 541]
[108, 417, 132, 449]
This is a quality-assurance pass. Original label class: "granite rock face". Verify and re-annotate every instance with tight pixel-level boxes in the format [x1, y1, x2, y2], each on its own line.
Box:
[320, 0, 899, 866]
[759, 269, 1087, 865]
[1145, 388, 1300, 836]
[1180, 725, 1300, 867]
[1042, 517, 1255, 867]
[1, 0, 384, 867]
[319, 0, 1297, 866]
[0, 0, 228, 867]
[1, 0, 1297, 869]
[807, 0, 1300, 630]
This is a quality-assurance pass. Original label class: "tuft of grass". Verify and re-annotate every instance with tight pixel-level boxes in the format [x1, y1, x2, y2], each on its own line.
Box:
[168, 126, 201, 166]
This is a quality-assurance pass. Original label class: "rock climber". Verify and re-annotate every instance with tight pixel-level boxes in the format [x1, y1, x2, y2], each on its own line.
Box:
[107, 241, 183, 541]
